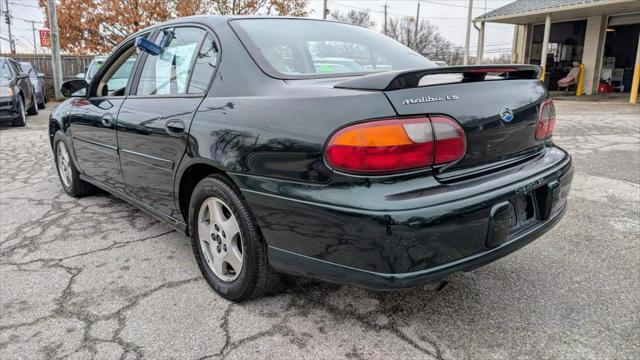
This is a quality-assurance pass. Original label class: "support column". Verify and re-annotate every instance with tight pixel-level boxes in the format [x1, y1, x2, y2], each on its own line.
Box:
[582, 15, 606, 95]
[630, 35, 640, 104]
[540, 14, 552, 80]
[476, 21, 485, 65]
[511, 25, 519, 63]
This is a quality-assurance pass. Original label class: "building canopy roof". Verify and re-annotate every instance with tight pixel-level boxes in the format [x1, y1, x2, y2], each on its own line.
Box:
[476, 0, 640, 24]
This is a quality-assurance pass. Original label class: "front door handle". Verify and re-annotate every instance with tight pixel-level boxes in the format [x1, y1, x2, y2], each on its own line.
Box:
[101, 114, 114, 127]
[165, 119, 185, 136]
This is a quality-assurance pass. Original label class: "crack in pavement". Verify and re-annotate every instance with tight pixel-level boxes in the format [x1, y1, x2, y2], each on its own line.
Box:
[1, 103, 639, 359]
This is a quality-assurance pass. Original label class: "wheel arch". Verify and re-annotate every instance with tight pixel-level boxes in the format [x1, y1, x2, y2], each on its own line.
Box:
[16, 89, 24, 105]
[49, 120, 62, 149]
[175, 159, 239, 235]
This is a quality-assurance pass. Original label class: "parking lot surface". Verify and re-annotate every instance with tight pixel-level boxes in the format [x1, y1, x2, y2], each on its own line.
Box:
[1, 100, 638, 359]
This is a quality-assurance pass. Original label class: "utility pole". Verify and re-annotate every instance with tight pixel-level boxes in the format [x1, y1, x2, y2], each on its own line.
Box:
[4, 0, 15, 54]
[383, 4, 388, 35]
[322, 0, 328, 20]
[46, 0, 63, 100]
[27, 20, 37, 55]
[0, 0, 3, 54]
[414, 2, 420, 46]
[463, 0, 473, 65]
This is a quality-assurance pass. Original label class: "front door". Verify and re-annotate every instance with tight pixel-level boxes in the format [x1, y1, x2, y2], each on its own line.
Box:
[69, 43, 140, 191]
[117, 27, 218, 218]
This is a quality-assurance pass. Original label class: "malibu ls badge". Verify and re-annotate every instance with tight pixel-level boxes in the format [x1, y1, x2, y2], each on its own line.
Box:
[402, 95, 459, 105]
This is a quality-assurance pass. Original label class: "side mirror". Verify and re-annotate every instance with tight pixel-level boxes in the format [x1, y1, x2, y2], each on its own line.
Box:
[61, 79, 88, 97]
[18, 72, 29, 79]
[75, 73, 85, 79]
[37, 72, 45, 78]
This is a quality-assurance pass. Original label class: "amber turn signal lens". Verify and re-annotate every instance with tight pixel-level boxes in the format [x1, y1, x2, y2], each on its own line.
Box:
[326, 116, 466, 174]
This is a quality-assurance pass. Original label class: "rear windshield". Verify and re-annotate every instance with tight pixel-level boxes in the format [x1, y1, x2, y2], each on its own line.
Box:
[231, 19, 434, 79]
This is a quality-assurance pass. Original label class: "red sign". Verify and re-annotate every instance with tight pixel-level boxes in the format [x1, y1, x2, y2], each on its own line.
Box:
[39, 29, 50, 47]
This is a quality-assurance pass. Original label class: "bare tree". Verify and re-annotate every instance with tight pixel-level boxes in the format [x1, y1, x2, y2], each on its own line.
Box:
[483, 53, 513, 64]
[386, 17, 455, 60]
[41, 0, 309, 54]
[330, 9, 375, 29]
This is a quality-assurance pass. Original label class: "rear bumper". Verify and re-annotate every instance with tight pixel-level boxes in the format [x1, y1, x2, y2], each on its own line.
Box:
[268, 202, 567, 289]
[233, 146, 573, 289]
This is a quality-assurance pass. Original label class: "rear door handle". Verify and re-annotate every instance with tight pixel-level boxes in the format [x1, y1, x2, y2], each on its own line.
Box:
[165, 119, 185, 135]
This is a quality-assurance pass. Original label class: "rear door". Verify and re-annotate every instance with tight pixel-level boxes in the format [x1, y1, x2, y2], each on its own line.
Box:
[117, 26, 219, 218]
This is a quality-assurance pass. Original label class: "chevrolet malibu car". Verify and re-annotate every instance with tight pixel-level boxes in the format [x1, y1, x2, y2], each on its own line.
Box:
[49, 16, 573, 301]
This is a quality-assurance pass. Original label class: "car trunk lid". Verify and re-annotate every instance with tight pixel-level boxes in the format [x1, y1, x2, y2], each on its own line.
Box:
[334, 65, 547, 180]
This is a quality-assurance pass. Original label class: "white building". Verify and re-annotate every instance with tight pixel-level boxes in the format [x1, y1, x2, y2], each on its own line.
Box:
[476, 0, 640, 99]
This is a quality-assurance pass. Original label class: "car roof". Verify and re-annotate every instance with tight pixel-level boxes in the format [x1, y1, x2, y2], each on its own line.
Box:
[123, 15, 338, 41]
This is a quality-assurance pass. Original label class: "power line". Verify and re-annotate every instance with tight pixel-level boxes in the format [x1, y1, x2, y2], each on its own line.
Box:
[331, 1, 476, 20]
[12, 15, 43, 23]
[8, 1, 40, 9]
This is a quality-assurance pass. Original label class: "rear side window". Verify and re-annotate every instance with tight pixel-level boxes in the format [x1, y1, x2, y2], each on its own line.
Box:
[188, 34, 218, 93]
[136, 27, 206, 96]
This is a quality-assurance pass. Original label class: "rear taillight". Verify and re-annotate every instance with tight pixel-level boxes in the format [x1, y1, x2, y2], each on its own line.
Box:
[431, 116, 466, 164]
[535, 99, 556, 139]
[325, 116, 466, 174]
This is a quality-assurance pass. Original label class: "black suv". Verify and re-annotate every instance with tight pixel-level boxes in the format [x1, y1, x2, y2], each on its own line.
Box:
[1, 57, 38, 126]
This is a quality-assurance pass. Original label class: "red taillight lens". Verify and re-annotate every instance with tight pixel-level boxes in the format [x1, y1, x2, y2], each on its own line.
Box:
[535, 99, 556, 139]
[431, 116, 466, 164]
[325, 116, 466, 174]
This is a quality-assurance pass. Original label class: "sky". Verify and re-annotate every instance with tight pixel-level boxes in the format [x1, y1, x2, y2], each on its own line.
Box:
[0, 0, 516, 58]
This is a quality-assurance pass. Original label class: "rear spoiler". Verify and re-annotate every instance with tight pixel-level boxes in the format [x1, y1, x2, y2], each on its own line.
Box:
[334, 64, 542, 91]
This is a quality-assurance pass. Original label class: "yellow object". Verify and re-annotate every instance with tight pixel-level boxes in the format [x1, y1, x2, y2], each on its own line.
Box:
[576, 64, 585, 97]
[630, 63, 639, 104]
[540, 67, 545, 82]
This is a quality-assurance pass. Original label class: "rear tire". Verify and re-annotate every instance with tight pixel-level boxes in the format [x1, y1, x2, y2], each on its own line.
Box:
[189, 175, 279, 302]
[53, 131, 95, 197]
[11, 97, 26, 127]
[27, 94, 38, 115]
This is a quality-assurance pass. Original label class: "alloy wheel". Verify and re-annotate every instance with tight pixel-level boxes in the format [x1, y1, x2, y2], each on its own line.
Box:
[197, 197, 244, 282]
[57, 142, 73, 187]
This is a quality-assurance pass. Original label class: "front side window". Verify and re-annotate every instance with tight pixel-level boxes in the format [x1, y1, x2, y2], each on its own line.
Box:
[10, 60, 22, 75]
[231, 19, 434, 78]
[94, 48, 138, 97]
[102, 51, 138, 96]
[136, 27, 206, 96]
[0, 60, 13, 80]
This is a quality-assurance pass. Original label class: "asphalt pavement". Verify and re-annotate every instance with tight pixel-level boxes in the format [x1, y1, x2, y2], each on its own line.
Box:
[0, 100, 638, 359]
